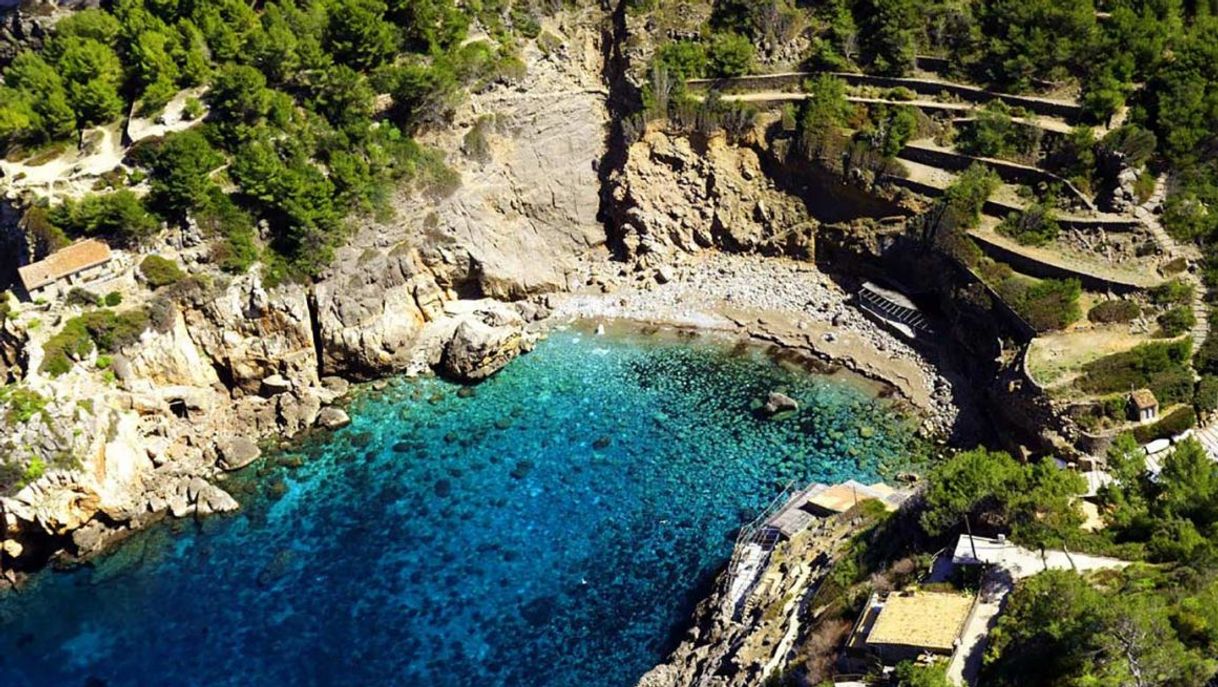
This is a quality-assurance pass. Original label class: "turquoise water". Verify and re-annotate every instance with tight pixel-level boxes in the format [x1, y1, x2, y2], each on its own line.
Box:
[0, 328, 920, 687]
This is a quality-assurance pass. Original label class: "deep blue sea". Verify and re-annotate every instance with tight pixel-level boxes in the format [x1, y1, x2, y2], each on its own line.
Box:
[0, 327, 920, 687]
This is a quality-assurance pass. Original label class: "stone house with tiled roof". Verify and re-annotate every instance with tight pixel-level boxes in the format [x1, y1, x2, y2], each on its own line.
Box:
[17, 239, 114, 300]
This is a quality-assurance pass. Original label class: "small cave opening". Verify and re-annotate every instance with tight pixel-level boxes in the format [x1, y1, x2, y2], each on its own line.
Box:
[168, 398, 189, 419]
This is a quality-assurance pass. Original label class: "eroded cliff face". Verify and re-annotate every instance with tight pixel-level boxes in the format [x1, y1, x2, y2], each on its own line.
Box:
[610, 129, 818, 266]
[0, 257, 545, 577]
[0, 4, 623, 580]
[389, 10, 612, 299]
[312, 245, 439, 378]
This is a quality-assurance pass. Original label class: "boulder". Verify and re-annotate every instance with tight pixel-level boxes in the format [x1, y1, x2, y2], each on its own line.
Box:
[321, 376, 351, 398]
[216, 437, 261, 471]
[316, 407, 351, 430]
[655, 265, 675, 284]
[71, 520, 111, 557]
[195, 483, 239, 515]
[762, 391, 799, 416]
[260, 374, 293, 396]
[441, 319, 524, 382]
[278, 390, 322, 436]
[312, 250, 429, 377]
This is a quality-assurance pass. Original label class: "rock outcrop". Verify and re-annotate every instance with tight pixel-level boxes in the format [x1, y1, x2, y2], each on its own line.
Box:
[400, 11, 610, 298]
[637, 513, 863, 687]
[610, 130, 816, 265]
[312, 246, 436, 378]
[443, 314, 528, 384]
[181, 272, 318, 395]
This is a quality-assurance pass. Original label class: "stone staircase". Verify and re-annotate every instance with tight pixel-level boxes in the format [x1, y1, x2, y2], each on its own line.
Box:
[1195, 424, 1218, 459]
[1134, 175, 1210, 350]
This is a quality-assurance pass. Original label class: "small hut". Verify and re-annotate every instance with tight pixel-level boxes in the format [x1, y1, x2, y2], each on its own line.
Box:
[1128, 389, 1159, 423]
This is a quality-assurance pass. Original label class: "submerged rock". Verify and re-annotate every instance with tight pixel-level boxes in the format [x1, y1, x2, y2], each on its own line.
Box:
[762, 391, 799, 416]
[317, 407, 351, 430]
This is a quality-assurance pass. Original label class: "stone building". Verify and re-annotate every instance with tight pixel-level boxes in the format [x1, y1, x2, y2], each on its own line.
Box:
[1128, 389, 1159, 424]
[17, 239, 113, 300]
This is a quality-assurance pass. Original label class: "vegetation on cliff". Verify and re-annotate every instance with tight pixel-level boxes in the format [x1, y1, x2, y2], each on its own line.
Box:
[0, 0, 557, 278]
[781, 441, 1218, 686]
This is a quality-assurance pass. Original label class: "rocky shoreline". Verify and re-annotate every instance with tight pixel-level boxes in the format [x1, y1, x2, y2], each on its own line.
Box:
[550, 251, 967, 438]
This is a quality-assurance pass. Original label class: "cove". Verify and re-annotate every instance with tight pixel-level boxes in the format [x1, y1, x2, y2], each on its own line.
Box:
[0, 327, 921, 687]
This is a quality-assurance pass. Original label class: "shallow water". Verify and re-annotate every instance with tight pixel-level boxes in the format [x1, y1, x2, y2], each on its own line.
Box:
[0, 328, 920, 687]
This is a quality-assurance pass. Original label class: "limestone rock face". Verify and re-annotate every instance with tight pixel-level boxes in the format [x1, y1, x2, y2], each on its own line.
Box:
[0, 309, 27, 384]
[610, 131, 815, 264]
[123, 310, 222, 389]
[402, 13, 609, 299]
[2, 474, 101, 536]
[312, 247, 433, 378]
[182, 272, 318, 394]
[441, 316, 526, 382]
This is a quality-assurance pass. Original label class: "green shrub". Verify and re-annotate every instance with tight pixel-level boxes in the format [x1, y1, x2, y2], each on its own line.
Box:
[196, 189, 258, 274]
[103, 291, 122, 306]
[1, 387, 47, 424]
[654, 40, 707, 80]
[79, 309, 149, 352]
[39, 308, 150, 376]
[1197, 375, 1218, 414]
[20, 456, 46, 487]
[708, 32, 754, 77]
[1133, 170, 1157, 204]
[1079, 340, 1194, 404]
[65, 287, 101, 308]
[48, 190, 158, 247]
[887, 87, 916, 101]
[139, 255, 185, 288]
[462, 115, 494, 162]
[1133, 406, 1197, 443]
[40, 317, 95, 376]
[182, 97, 204, 121]
[932, 164, 1002, 238]
[1152, 279, 1194, 305]
[998, 276, 1081, 331]
[997, 203, 1060, 246]
[1158, 306, 1197, 337]
[1089, 299, 1141, 324]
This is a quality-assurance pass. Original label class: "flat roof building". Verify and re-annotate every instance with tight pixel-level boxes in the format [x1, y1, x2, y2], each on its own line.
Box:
[846, 590, 973, 664]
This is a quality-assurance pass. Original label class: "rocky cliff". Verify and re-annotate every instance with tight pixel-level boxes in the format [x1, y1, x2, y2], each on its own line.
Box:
[638, 513, 864, 687]
[0, 10, 611, 579]
[392, 9, 611, 299]
[610, 129, 818, 267]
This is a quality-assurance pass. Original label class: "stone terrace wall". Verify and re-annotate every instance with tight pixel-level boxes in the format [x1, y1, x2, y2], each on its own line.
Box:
[687, 72, 1084, 121]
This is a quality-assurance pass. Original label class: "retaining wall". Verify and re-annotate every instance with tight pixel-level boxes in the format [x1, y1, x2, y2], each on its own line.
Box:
[968, 232, 1145, 294]
[898, 144, 1093, 209]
